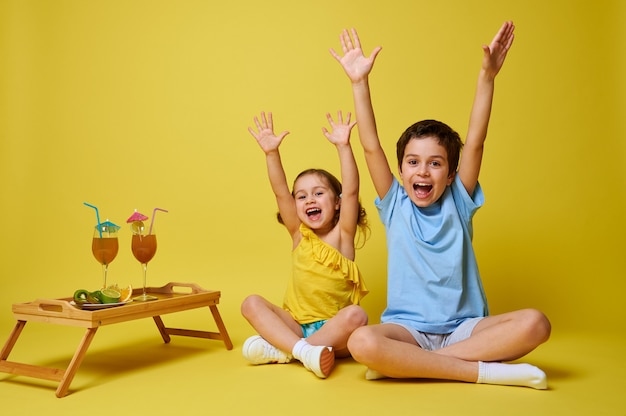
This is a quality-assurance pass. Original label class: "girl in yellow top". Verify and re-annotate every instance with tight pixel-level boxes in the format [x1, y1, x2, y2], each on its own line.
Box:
[241, 111, 369, 378]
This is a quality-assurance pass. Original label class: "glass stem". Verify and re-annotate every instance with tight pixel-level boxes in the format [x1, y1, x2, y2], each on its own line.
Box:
[102, 264, 108, 288]
[142, 263, 148, 296]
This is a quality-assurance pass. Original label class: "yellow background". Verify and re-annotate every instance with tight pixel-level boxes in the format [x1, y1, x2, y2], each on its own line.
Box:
[1, 1, 625, 414]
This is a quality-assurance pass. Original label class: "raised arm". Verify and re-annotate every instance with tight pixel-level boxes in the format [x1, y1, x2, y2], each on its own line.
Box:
[248, 112, 300, 237]
[322, 111, 359, 257]
[458, 21, 515, 195]
[330, 29, 393, 200]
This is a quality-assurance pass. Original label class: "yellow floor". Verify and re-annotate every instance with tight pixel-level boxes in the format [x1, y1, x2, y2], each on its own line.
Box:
[1, 304, 623, 416]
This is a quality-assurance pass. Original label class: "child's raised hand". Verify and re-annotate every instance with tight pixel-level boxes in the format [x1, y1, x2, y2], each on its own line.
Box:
[481, 21, 515, 78]
[248, 112, 289, 154]
[322, 111, 357, 146]
[330, 28, 382, 83]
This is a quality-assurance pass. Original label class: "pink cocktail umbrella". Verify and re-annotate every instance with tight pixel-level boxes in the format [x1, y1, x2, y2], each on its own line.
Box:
[126, 210, 149, 223]
[127, 210, 149, 235]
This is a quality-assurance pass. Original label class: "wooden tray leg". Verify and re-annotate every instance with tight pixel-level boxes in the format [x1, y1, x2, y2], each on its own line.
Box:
[55, 327, 98, 398]
[1, 320, 26, 361]
[153, 316, 171, 344]
[209, 305, 233, 350]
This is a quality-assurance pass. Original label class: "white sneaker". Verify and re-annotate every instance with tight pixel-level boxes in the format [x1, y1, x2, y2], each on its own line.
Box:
[242, 335, 293, 364]
[300, 345, 335, 378]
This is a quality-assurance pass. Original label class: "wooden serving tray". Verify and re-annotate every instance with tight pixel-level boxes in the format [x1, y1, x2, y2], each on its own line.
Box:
[1, 282, 232, 397]
[13, 282, 221, 328]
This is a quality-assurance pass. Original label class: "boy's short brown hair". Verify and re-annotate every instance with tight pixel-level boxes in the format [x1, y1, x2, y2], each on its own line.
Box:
[396, 120, 463, 176]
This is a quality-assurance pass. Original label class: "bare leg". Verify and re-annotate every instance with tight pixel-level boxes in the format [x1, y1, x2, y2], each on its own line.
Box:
[348, 324, 479, 382]
[241, 296, 368, 378]
[348, 309, 551, 388]
[435, 309, 551, 362]
[240, 294, 303, 353]
[241, 295, 368, 355]
[305, 304, 368, 357]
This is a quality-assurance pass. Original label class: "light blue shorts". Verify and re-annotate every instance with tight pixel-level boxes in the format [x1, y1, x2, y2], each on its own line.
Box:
[386, 317, 484, 351]
[300, 320, 327, 338]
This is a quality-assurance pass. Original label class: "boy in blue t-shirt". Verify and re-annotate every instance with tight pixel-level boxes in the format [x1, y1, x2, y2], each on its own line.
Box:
[331, 21, 551, 389]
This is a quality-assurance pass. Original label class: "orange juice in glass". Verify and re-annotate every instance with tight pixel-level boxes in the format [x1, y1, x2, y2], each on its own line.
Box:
[131, 228, 158, 301]
[127, 209, 168, 302]
[92, 220, 120, 288]
[126, 210, 155, 301]
[131, 234, 156, 264]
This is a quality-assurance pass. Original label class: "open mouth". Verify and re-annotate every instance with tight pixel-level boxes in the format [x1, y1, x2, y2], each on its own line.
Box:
[413, 183, 433, 198]
[306, 208, 322, 218]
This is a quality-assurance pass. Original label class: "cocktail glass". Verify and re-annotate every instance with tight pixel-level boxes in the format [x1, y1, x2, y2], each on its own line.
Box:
[91, 220, 120, 288]
[131, 222, 158, 302]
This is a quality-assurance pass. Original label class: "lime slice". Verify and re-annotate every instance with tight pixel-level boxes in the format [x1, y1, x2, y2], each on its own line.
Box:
[131, 221, 145, 235]
[100, 288, 121, 303]
[107, 284, 132, 302]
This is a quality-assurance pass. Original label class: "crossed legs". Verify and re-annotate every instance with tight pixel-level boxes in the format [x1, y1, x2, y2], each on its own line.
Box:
[241, 294, 368, 377]
[347, 308, 551, 388]
[241, 294, 368, 356]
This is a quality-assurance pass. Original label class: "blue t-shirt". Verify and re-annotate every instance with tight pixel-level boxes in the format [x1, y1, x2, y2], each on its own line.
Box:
[376, 175, 488, 334]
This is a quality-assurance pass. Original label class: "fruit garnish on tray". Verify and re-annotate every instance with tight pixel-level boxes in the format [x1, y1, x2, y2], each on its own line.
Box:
[73, 284, 132, 305]
[73, 289, 102, 304]
[107, 283, 133, 302]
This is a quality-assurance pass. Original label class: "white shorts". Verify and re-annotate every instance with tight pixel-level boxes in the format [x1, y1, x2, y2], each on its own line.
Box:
[385, 317, 484, 351]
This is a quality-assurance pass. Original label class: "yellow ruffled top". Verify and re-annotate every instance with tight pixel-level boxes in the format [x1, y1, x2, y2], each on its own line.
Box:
[283, 224, 368, 324]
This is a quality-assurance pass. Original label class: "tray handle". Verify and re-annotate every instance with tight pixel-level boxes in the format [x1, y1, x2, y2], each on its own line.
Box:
[147, 282, 206, 295]
[32, 298, 75, 314]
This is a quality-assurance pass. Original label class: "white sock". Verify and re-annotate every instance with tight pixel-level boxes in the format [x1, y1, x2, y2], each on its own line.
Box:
[291, 339, 310, 362]
[365, 368, 389, 380]
[477, 361, 547, 390]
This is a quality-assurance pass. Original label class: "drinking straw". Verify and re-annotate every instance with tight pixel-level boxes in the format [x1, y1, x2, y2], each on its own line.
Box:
[83, 202, 102, 238]
[149, 207, 168, 234]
